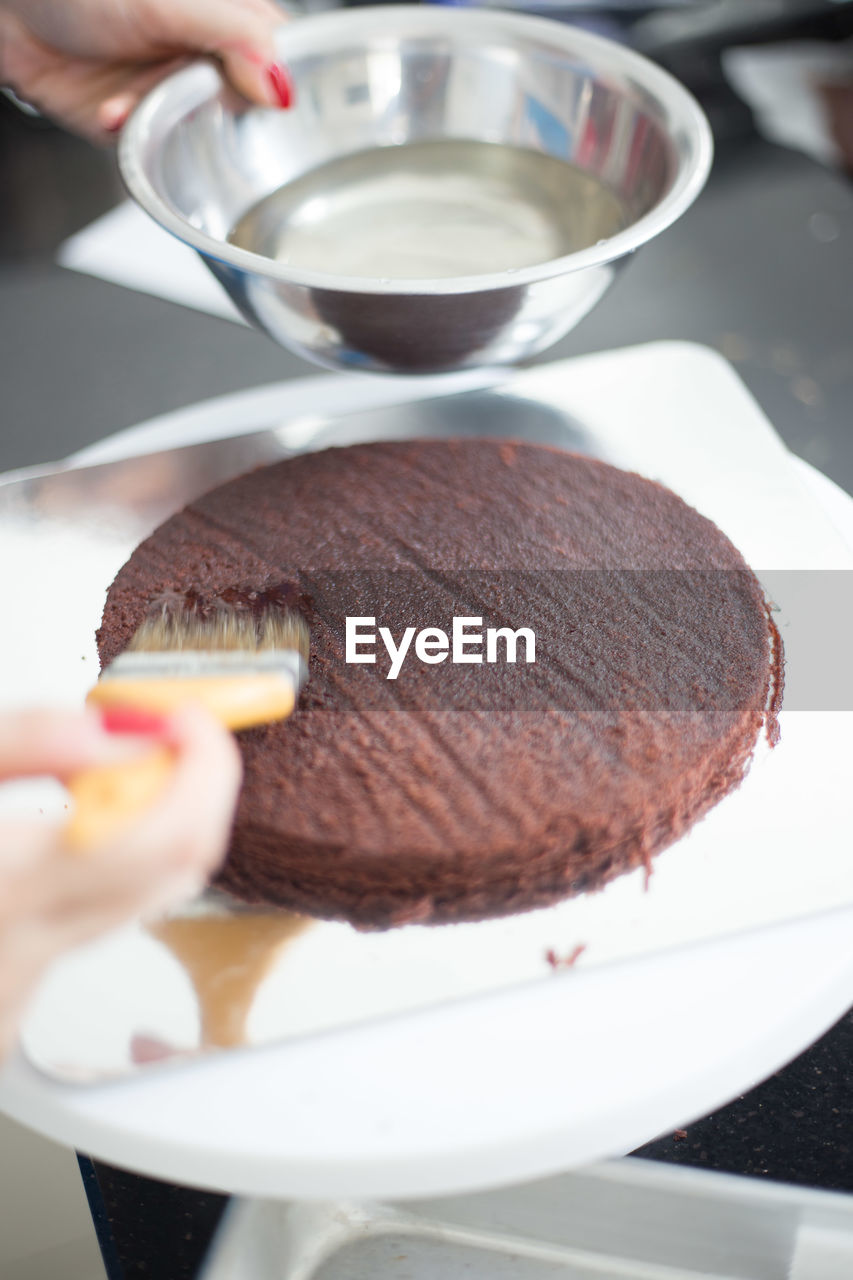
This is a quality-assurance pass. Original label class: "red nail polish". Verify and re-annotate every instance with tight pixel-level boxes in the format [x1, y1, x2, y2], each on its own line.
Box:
[268, 63, 294, 110]
[101, 707, 170, 736]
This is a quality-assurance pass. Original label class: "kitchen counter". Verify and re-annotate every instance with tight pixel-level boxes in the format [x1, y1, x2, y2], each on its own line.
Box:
[2, 28, 853, 1276]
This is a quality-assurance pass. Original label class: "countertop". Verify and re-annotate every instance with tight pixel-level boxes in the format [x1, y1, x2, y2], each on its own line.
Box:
[2, 19, 853, 1277]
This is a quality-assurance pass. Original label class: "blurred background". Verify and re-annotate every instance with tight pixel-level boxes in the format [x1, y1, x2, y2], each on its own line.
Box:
[3, 0, 853, 489]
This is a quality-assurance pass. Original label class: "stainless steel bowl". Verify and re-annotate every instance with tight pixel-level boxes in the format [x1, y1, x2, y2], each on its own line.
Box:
[119, 6, 712, 374]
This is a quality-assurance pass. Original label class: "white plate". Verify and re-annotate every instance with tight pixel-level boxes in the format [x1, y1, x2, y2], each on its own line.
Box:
[1, 342, 852, 1199]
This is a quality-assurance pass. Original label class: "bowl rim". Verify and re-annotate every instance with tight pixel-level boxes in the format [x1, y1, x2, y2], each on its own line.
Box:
[118, 4, 713, 297]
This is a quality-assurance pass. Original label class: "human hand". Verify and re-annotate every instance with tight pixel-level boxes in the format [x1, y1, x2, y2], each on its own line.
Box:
[0, 0, 290, 142]
[0, 705, 242, 1059]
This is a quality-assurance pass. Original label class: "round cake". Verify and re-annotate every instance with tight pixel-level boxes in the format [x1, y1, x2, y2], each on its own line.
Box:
[98, 439, 781, 928]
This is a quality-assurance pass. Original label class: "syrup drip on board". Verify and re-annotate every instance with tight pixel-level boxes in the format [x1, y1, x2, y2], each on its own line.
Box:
[148, 913, 310, 1048]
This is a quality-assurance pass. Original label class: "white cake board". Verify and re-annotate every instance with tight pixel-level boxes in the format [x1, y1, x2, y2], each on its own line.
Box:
[1, 342, 852, 1200]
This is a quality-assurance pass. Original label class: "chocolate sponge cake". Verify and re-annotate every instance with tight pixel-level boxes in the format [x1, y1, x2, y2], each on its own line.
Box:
[98, 439, 781, 928]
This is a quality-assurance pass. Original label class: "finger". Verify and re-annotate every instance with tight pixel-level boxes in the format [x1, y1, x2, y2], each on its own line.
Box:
[0, 711, 241, 1053]
[218, 43, 293, 109]
[0, 707, 241, 966]
[94, 56, 188, 136]
[0, 708, 167, 781]
[139, 0, 292, 107]
[117, 704, 242, 886]
[48, 707, 242, 944]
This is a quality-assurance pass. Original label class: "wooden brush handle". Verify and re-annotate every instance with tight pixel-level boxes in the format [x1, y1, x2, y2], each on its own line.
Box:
[86, 675, 297, 732]
[65, 747, 175, 852]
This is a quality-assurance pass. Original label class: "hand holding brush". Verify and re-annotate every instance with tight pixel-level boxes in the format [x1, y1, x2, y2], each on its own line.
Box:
[0, 704, 241, 1059]
[66, 603, 309, 851]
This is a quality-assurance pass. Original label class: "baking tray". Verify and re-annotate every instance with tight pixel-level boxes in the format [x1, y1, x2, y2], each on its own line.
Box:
[2, 341, 852, 1090]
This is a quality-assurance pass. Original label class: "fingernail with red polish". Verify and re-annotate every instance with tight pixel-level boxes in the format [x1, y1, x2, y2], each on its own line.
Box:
[268, 63, 294, 109]
[101, 107, 127, 134]
[101, 707, 170, 736]
[100, 97, 131, 134]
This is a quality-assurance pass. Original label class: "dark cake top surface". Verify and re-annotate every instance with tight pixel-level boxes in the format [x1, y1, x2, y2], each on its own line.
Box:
[98, 439, 778, 927]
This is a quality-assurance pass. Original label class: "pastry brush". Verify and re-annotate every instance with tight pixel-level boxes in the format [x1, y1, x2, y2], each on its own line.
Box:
[65, 605, 309, 851]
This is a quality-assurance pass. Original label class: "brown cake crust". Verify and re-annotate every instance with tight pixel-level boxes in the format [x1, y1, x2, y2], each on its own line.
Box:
[97, 439, 781, 928]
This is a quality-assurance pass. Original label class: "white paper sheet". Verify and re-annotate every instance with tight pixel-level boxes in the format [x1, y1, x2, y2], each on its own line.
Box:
[724, 40, 853, 169]
[58, 201, 245, 322]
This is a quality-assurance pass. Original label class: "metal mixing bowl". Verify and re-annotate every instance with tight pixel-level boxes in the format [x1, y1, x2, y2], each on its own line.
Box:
[119, 6, 712, 374]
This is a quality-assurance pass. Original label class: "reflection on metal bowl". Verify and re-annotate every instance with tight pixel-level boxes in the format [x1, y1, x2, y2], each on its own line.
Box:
[119, 6, 712, 373]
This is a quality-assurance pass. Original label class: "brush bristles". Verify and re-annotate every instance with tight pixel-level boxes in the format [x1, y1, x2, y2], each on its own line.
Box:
[127, 606, 310, 661]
